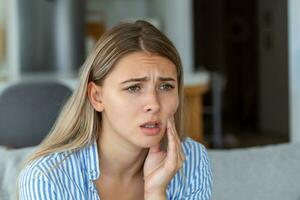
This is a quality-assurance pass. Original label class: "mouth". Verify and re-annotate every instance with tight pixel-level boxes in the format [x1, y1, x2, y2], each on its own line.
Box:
[140, 121, 161, 136]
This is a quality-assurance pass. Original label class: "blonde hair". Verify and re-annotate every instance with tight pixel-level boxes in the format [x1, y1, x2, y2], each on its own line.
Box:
[25, 20, 184, 164]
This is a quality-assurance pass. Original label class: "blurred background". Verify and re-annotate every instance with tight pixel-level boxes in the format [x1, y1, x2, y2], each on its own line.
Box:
[0, 0, 300, 149]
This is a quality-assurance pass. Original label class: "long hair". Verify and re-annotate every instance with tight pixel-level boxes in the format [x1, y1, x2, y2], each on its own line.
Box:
[25, 20, 184, 164]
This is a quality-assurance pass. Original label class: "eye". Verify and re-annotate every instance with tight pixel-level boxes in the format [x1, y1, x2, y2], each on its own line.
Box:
[125, 84, 141, 93]
[159, 83, 175, 91]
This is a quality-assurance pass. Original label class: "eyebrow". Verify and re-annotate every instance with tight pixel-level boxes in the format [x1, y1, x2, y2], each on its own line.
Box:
[120, 76, 176, 84]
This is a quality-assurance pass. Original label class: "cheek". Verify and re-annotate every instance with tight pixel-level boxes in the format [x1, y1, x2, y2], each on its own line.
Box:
[162, 95, 179, 117]
[102, 92, 132, 121]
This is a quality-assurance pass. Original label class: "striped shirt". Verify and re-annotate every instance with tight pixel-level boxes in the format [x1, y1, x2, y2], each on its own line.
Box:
[19, 137, 212, 199]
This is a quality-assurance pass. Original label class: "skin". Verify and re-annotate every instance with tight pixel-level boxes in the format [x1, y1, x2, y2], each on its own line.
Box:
[88, 51, 185, 200]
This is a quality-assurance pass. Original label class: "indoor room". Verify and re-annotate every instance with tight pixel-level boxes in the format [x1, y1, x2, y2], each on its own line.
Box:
[0, 0, 299, 199]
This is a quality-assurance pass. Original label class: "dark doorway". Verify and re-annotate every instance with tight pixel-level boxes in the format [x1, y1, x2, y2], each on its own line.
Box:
[193, 0, 259, 137]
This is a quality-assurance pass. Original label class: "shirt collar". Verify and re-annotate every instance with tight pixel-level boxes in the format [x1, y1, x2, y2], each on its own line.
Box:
[79, 139, 100, 181]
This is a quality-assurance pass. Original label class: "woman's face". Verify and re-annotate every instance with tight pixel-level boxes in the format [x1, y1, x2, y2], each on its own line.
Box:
[97, 51, 179, 148]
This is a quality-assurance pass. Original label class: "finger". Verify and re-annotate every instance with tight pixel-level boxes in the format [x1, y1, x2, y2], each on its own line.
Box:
[169, 127, 185, 163]
[166, 121, 177, 165]
[169, 116, 181, 145]
[167, 117, 177, 138]
[167, 119, 184, 166]
[168, 117, 185, 161]
[179, 147, 185, 162]
[168, 117, 184, 160]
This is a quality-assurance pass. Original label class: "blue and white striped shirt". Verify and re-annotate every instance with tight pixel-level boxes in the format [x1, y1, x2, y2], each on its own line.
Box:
[19, 137, 212, 199]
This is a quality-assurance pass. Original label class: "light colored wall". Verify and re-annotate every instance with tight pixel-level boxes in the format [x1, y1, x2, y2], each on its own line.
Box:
[87, 0, 195, 77]
[0, 0, 7, 71]
[288, 0, 300, 143]
[0, 0, 4, 28]
[159, 0, 194, 76]
[3, 0, 195, 81]
[258, 0, 289, 135]
[87, 0, 149, 28]
[6, 0, 20, 78]
[0, 0, 22, 78]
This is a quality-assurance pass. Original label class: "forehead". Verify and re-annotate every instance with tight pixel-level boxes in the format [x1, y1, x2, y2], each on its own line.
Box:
[109, 51, 178, 78]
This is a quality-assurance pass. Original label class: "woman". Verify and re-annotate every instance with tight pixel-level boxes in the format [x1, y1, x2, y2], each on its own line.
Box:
[18, 20, 212, 200]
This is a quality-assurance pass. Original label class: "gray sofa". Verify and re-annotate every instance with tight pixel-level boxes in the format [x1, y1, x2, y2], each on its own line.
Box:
[209, 142, 300, 200]
[1, 143, 300, 200]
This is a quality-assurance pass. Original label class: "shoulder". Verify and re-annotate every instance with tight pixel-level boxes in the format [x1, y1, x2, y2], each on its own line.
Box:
[180, 137, 211, 178]
[19, 152, 68, 186]
[18, 150, 80, 193]
[18, 144, 95, 199]
[181, 137, 209, 163]
[18, 153, 62, 199]
[18, 150, 80, 199]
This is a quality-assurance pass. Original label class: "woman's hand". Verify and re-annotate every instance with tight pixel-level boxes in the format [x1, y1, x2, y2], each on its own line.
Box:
[143, 117, 185, 200]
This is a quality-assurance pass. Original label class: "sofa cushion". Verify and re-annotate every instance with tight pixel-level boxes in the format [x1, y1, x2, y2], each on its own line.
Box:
[208, 143, 300, 200]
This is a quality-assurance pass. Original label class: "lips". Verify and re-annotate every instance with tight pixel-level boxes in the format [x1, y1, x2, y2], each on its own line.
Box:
[140, 121, 161, 136]
[140, 121, 160, 128]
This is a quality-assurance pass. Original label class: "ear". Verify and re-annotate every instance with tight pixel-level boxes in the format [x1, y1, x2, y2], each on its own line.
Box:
[87, 82, 104, 112]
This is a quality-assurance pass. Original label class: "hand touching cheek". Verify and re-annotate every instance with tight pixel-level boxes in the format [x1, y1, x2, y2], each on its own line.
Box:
[143, 116, 185, 200]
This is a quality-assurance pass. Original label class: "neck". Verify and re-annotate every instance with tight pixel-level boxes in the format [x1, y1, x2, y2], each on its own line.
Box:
[97, 131, 148, 180]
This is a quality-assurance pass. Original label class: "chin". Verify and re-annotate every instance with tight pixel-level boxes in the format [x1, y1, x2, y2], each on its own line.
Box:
[138, 134, 165, 148]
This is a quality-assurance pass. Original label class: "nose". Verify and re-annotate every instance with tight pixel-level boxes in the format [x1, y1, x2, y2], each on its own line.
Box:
[143, 89, 160, 114]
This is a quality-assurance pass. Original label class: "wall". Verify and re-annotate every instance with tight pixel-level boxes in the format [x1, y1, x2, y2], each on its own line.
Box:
[288, 0, 300, 143]
[87, 0, 195, 77]
[158, 0, 194, 75]
[258, 0, 289, 135]
[0, 0, 20, 78]
[2, 0, 196, 82]
[0, 0, 6, 72]
[87, 0, 149, 28]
